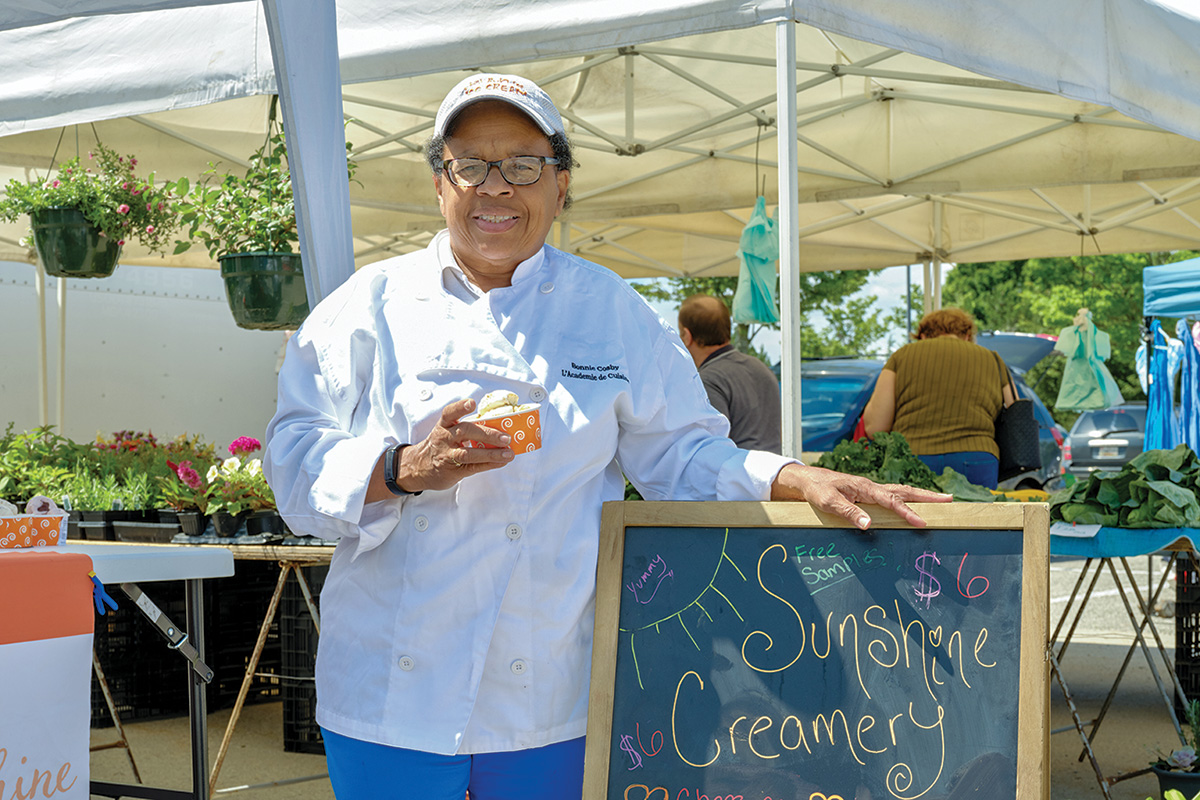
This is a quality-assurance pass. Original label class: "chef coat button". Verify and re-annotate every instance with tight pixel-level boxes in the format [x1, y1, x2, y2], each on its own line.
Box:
[398, 656, 415, 671]
[505, 523, 522, 541]
[510, 659, 528, 675]
[419, 388, 433, 401]
[414, 515, 429, 532]
[529, 387, 546, 402]
[539, 281, 554, 294]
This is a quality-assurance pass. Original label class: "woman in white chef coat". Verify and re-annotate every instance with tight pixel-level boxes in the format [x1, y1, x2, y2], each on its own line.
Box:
[263, 73, 949, 800]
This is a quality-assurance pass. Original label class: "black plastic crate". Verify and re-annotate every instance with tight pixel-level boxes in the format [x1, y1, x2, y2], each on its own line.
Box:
[90, 562, 284, 729]
[206, 561, 283, 710]
[281, 565, 328, 754]
[1175, 554, 1200, 718]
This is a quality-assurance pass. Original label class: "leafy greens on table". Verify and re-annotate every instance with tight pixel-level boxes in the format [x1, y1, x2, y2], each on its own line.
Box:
[1050, 444, 1200, 528]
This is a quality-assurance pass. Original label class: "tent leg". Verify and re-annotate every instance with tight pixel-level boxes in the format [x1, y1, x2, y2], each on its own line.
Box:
[36, 263, 48, 427]
[57, 275, 66, 432]
[775, 20, 802, 459]
[922, 259, 933, 316]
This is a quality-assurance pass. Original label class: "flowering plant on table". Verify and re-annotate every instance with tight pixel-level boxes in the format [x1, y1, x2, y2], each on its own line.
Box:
[202, 437, 275, 516]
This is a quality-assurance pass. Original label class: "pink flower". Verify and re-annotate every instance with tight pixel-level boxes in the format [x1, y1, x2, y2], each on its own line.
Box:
[132, 189, 141, 195]
[147, 203, 153, 211]
[228, 436, 262, 456]
[117, 204, 130, 214]
[51, 180, 60, 188]
[116, 239, 125, 246]
[146, 225, 155, 233]
[176, 461, 203, 490]
[122, 182, 129, 189]
[156, 203, 164, 211]
[130, 158, 137, 166]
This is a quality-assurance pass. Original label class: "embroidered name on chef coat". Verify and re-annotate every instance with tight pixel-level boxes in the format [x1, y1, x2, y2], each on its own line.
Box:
[562, 361, 629, 382]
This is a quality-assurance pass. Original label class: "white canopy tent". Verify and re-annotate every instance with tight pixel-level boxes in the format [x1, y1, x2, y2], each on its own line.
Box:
[3, 0, 1200, 455]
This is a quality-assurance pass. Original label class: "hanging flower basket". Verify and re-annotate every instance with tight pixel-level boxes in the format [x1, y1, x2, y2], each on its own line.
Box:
[30, 207, 122, 278]
[218, 251, 309, 331]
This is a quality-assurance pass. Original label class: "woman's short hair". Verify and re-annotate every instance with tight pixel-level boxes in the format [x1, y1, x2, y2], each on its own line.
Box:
[914, 307, 977, 341]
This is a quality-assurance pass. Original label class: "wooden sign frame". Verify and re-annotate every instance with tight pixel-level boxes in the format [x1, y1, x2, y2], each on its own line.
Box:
[584, 501, 1049, 800]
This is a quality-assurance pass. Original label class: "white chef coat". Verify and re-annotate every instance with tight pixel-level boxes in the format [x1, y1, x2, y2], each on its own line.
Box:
[264, 230, 796, 755]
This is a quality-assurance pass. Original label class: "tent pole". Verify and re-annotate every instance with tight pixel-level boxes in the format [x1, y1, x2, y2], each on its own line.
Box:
[261, 0, 355, 307]
[922, 259, 933, 315]
[56, 276, 66, 433]
[932, 199, 944, 310]
[35, 263, 48, 427]
[776, 20, 802, 459]
[906, 263, 913, 338]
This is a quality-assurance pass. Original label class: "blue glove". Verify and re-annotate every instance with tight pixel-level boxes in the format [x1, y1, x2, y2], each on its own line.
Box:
[89, 571, 118, 616]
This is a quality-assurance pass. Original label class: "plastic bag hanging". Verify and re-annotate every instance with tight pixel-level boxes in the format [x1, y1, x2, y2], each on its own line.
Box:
[1145, 318, 1182, 451]
[1177, 318, 1200, 452]
[1052, 308, 1124, 410]
[731, 196, 780, 325]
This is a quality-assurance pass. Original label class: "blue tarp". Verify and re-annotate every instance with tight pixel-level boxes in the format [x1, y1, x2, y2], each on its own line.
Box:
[1144, 257, 1200, 317]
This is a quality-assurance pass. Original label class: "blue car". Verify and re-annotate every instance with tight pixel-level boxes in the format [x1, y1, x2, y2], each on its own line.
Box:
[788, 332, 1066, 492]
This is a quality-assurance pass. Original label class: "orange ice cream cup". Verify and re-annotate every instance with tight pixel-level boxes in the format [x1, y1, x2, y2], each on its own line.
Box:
[0, 513, 67, 549]
[468, 406, 542, 453]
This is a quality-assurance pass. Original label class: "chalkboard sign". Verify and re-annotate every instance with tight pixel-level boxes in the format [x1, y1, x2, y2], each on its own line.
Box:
[585, 502, 1048, 800]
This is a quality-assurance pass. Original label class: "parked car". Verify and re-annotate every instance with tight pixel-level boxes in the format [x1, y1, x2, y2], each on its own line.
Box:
[1064, 403, 1147, 479]
[791, 332, 1066, 491]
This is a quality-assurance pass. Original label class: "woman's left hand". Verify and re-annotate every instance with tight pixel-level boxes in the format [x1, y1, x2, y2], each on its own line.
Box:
[770, 464, 952, 530]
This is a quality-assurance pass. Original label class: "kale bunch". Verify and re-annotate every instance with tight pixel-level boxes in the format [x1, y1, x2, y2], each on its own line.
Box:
[1050, 444, 1200, 528]
[815, 432, 941, 492]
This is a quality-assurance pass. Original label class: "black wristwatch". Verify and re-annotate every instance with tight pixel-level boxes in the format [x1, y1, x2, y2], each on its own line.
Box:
[383, 444, 422, 496]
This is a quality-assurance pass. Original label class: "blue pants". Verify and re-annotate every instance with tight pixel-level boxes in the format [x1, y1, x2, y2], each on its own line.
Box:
[917, 451, 999, 489]
[321, 728, 585, 800]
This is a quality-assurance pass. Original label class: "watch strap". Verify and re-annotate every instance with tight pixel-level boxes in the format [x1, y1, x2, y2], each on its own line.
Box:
[383, 444, 422, 496]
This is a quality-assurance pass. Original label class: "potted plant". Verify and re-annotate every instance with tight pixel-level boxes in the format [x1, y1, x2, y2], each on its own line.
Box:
[0, 424, 82, 507]
[159, 460, 210, 535]
[173, 128, 356, 330]
[203, 437, 274, 537]
[1152, 699, 1200, 798]
[0, 143, 182, 278]
[157, 433, 218, 535]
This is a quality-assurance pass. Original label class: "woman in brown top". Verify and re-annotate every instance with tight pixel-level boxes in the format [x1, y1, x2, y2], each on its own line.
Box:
[862, 308, 1015, 488]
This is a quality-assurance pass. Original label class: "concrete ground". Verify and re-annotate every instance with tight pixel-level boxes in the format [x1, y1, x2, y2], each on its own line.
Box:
[88, 554, 1193, 799]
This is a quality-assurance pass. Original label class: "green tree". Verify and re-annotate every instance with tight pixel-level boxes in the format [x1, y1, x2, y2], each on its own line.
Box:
[633, 269, 888, 362]
[945, 251, 1200, 426]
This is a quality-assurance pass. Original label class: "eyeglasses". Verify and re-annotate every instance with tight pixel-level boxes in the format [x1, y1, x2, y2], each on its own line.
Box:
[441, 156, 561, 187]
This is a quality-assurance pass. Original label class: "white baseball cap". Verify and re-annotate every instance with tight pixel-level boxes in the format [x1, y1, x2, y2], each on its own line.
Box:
[434, 73, 565, 138]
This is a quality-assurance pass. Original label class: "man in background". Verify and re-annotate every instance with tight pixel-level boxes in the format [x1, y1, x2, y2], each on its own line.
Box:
[678, 294, 782, 453]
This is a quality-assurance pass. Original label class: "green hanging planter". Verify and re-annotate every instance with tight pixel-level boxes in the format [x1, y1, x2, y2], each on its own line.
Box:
[218, 251, 310, 331]
[30, 207, 122, 279]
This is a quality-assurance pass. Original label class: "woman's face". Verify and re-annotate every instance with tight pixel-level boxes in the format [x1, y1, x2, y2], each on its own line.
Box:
[435, 101, 569, 291]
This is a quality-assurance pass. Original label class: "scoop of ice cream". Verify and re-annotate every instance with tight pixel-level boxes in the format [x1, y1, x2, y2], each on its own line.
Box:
[477, 390, 520, 416]
[25, 495, 61, 515]
[0, 498, 17, 517]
